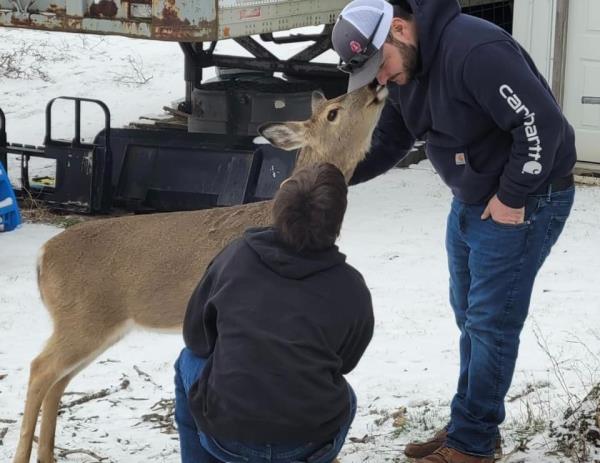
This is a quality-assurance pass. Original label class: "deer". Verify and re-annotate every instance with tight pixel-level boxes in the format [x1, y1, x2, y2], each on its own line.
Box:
[13, 82, 388, 463]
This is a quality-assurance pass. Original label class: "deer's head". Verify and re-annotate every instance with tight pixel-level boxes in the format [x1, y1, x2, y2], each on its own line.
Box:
[259, 83, 388, 182]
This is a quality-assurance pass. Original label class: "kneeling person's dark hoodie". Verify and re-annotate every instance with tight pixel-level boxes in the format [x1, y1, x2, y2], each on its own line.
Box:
[183, 226, 374, 444]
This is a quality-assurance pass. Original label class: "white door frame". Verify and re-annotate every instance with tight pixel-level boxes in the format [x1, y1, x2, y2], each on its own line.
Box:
[550, 0, 569, 105]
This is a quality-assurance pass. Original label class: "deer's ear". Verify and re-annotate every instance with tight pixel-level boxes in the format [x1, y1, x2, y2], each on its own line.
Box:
[258, 122, 306, 151]
[311, 90, 326, 113]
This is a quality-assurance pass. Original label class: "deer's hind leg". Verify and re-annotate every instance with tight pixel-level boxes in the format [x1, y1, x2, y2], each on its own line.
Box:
[14, 334, 71, 463]
[36, 372, 75, 463]
[14, 320, 132, 463]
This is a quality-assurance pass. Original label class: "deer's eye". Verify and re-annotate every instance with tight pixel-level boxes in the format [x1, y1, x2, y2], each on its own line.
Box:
[327, 109, 338, 122]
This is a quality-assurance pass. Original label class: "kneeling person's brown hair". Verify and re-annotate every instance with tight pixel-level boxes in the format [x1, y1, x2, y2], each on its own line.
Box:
[273, 163, 348, 252]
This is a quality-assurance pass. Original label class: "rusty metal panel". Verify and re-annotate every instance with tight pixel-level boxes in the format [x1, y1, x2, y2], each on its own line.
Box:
[0, 0, 214, 39]
[152, 0, 216, 37]
[0, 0, 510, 41]
[78, 16, 153, 36]
[0, 10, 66, 30]
[217, 0, 349, 39]
[0, 0, 351, 40]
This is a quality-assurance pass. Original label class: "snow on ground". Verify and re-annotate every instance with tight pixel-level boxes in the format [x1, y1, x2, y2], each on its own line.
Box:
[1, 28, 600, 463]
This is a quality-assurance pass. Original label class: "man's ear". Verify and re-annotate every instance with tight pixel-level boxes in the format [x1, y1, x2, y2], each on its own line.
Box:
[390, 17, 417, 45]
[258, 121, 306, 151]
[390, 17, 409, 39]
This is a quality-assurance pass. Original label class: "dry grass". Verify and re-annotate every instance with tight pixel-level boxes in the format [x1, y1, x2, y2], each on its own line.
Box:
[18, 197, 94, 228]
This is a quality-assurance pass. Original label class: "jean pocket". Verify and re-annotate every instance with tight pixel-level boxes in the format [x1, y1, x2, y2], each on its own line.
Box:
[486, 194, 541, 230]
[203, 435, 248, 462]
[550, 187, 575, 218]
[488, 217, 531, 231]
[303, 440, 338, 463]
[550, 185, 575, 201]
[537, 215, 569, 269]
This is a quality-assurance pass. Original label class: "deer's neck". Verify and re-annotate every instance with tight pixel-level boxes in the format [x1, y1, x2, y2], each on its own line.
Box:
[295, 145, 320, 170]
[295, 145, 363, 183]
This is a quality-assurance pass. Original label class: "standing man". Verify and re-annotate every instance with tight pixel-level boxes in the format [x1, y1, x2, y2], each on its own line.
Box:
[331, 1, 576, 462]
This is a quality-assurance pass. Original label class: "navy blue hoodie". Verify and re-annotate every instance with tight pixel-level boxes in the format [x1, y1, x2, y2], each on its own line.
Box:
[183, 227, 374, 444]
[351, 0, 576, 208]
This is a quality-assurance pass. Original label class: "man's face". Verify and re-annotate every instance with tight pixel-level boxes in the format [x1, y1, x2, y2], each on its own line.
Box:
[375, 18, 418, 86]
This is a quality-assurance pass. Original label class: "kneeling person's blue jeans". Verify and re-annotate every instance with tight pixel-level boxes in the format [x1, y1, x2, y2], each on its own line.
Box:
[174, 348, 356, 463]
[445, 187, 575, 456]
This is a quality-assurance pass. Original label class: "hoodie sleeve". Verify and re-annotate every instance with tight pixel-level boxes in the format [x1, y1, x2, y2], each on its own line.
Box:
[183, 261, 218, 358]
[350, 97, 416, 185]
[338, 282, 374, 374]
[463, 40, 566, 208]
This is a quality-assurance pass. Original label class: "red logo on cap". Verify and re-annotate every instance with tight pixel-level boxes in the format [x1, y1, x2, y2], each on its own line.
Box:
[349, 40, 363, 54]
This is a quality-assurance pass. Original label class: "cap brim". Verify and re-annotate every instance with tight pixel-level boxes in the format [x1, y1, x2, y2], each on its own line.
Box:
[347, 48, 383, 92]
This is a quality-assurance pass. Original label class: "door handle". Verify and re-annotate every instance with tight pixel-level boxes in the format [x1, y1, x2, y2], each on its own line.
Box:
[582, 96, 600, 105]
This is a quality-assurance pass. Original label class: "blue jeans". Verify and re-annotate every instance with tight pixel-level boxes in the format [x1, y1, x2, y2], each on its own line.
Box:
[445, 186, 574, 456]
[174, 348, 357, 463]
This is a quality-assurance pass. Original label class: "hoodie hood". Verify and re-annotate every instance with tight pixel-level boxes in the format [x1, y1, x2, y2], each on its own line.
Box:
[407, 0, 461, 76]
[243, 227, 346, 280]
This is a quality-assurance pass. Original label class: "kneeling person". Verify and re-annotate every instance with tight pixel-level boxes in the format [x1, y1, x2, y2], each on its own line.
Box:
[174, 162, 374, 463]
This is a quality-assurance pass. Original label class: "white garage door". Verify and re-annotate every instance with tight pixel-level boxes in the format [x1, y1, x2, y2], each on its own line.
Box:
[563, 0, 600, 165]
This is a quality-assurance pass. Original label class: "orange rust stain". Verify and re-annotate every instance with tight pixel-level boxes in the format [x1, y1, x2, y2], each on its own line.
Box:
[89, 0, 118, 18]
[159, 0, 190, 27]
[10, 16, 33, 26]
[47, 4, 66, 14]
[151, 19, 215, 40]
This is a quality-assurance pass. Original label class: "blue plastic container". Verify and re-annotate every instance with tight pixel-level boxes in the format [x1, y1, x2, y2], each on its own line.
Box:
[0, 162, 21, 232]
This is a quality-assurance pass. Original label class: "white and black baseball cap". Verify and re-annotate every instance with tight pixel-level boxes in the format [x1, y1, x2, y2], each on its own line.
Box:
[332, 0, 394, 92]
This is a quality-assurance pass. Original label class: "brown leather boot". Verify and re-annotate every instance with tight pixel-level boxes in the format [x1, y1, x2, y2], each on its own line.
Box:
[415, 447, 493, 463]
[404, 428, 503, 460]
[404, 427, 448, 459]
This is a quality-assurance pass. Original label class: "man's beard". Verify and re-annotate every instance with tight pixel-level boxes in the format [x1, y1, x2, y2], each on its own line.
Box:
[387, 36, 419, 83]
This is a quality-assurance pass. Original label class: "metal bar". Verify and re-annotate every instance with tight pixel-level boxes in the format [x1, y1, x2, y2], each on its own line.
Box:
[44, 99, 53, 145]
[3, 142, 51, 196]
[42, 96, 113, 212]
[461, 0, 505, 6]
[582, 97, 600, 105]
[234, 37, 277, 61]
[290, 25, 333, 62]
[259, 32, 327, 44]
[74, 99, 81, 147]
[3, 145, 45, 157]
[20, 148, 31, 192]
[10, 145, 55, 194]
[0, 107, 6, 170]
[183, 38, 340, 76]
[180, 42, 195, 112]
[208, 55, 340, 77]
[45, 97, 111, 146]
[23, 97, 112, 213]
[180, 42, 208, 113]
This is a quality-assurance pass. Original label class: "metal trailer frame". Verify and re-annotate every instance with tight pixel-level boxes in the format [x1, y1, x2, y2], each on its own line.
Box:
[0, 0, 517, 214]
[0, 0, 348, 41]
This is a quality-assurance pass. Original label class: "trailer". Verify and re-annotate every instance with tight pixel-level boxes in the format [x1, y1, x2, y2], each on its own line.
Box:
[0, 0, 519, 214]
